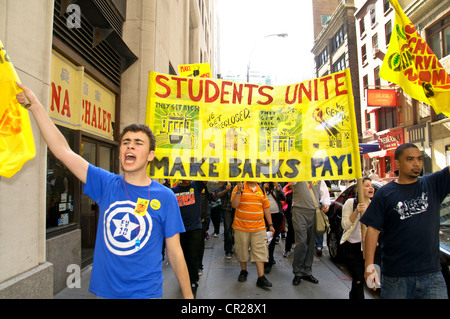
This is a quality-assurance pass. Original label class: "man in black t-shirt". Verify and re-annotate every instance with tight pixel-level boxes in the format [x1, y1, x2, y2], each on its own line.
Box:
[361, 143, 449, 299]
[172, 180, 206, 297]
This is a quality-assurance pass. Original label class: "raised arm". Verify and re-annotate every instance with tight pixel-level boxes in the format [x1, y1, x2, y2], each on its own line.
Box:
[17, 83, 89, 183]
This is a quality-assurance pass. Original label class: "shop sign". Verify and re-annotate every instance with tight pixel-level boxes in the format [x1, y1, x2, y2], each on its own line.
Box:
[367, 89, 397, 107]
[50, 51, 115, 140]
[377, 129, 403, 150]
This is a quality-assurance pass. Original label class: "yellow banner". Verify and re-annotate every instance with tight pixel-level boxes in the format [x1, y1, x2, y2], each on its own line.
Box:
[178, 63, 212, 78]
[145, 69, 362, 182]
[380, 0, 450, 116]
[0, 40, 36, 178]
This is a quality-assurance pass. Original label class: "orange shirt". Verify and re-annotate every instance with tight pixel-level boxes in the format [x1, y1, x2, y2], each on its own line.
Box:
[231, 182, 270, 232]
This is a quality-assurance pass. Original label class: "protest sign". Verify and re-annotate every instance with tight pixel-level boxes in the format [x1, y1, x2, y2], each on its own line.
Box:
[178, 63, 212, 78]
[145, 69, 361, 182]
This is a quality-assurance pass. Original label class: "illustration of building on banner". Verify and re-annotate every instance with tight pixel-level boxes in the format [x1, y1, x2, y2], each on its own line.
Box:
[269, 130, 295, 153]
[157, 112, 193, 147]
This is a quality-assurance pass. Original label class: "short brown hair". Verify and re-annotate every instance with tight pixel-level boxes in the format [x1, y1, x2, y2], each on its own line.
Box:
[120, 124, 156, 152]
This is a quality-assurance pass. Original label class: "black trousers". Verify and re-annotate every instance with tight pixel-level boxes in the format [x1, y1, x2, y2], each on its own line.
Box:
[267, 212, 284, 263]
[222, 208, 234, 254]
[342, 241, 365, 299]
[180, 228, 203, 285]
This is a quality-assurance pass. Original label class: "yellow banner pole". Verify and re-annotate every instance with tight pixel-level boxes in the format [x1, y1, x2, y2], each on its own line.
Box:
[357, 178, 366, 259]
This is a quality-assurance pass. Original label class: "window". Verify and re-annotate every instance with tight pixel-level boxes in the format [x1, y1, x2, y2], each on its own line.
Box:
[378, 107, 398, 131]
[332, 26, 345, 52]
[374, 66, 381, 88]
[372, 33, 379, 51]
[361, 44, 367, 64]
[370, 5, 377, 26]
[317, 47, 328, 67]
[418, 101, 431, 119]
[333, 55, 346, 73]
[321, 15, 331, 27]
[359, 18, 365, 37]
[383, 0, 391, 14]
[427, 14, 450, 59]
[385, 20, 392, 46]
[46, 126, 75, 230]
[362, 75, 369, 97]
[365, 109, 370, 130]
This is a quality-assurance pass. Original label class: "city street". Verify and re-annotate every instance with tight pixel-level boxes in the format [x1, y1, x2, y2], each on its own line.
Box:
[55, 227, 379, 300]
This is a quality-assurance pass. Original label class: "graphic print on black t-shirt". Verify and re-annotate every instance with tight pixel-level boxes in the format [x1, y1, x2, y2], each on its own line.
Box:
[393, 192, 428, 220]
[175, 188, 196, 207]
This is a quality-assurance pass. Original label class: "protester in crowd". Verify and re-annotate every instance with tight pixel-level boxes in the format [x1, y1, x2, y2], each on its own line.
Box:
[362, 143, 450, 299]
[368, 169, 380, 181]
[262, 182, 285, 273]
[291, 181, 330, 285]
[17, 84, 193, 299]
[171, 180, 206, 297]
[341, 177, 374, 299]
[231, 181, 275, 288]
[210, 182, 223, 238]
[198, 181, 211, 276]
[315, 180, 332, 256]
[215, 181, 235, 259]
[283, 183, 294, 257]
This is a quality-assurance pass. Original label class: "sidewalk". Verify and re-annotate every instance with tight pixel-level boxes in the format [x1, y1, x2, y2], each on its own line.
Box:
[55, 230, 377, 299]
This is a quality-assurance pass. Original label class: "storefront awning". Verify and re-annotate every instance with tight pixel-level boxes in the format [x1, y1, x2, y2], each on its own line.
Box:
[364, 148, 396, 159]
[359, 143, 380, 154]
[368, 107, 381, 114]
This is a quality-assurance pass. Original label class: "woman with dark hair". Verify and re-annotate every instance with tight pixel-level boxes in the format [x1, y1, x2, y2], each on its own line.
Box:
[340, 177, 374, 299]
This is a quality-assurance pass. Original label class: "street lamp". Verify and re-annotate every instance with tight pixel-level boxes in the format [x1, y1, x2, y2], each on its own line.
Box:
[247, 33, 288, 83]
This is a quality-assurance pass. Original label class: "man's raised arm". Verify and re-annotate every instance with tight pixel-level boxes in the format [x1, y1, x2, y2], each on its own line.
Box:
[17, 83, 89, 184]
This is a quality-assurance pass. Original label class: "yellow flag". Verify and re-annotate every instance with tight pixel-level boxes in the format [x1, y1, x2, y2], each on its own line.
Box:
[0, 40, 36, 178]
[380, 0, 450, 116]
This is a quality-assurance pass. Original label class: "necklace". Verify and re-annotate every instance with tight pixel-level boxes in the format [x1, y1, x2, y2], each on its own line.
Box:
[122, 177, 151, 251]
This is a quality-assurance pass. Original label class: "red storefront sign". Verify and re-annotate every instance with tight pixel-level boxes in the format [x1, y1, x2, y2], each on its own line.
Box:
[367, 89, 397, 107]
[377, 128, 403, 150]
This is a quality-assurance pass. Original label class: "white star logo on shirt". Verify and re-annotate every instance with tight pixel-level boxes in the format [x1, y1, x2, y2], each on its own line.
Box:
[112, 213, 139, 241]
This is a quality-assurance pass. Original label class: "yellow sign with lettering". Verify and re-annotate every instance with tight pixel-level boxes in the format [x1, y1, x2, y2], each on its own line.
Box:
[50, 51, 115, 140]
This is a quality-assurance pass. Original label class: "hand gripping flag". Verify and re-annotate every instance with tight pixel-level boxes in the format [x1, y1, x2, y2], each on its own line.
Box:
[0, 40, 35, 178]
[380, 0, 450, 116]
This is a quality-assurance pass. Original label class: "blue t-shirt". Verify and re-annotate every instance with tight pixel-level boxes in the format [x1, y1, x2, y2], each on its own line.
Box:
[171, 181, 205, 231]
[83, 164, 185, 299]
[360, 167, 450, 277]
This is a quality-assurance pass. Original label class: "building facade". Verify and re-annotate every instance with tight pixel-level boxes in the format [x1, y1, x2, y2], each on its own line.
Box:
[355, 0, 450, 178]
[0, 0, 215, 298]
[311, 0, 362, 140]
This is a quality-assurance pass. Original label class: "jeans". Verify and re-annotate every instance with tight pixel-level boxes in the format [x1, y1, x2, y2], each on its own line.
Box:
[381, 271, 448, 299]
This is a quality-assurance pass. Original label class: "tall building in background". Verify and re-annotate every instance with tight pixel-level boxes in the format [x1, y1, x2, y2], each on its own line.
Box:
[311, 0, 362, 141]
[0, 0, 215, 298]
[311, 0, 341, 39]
